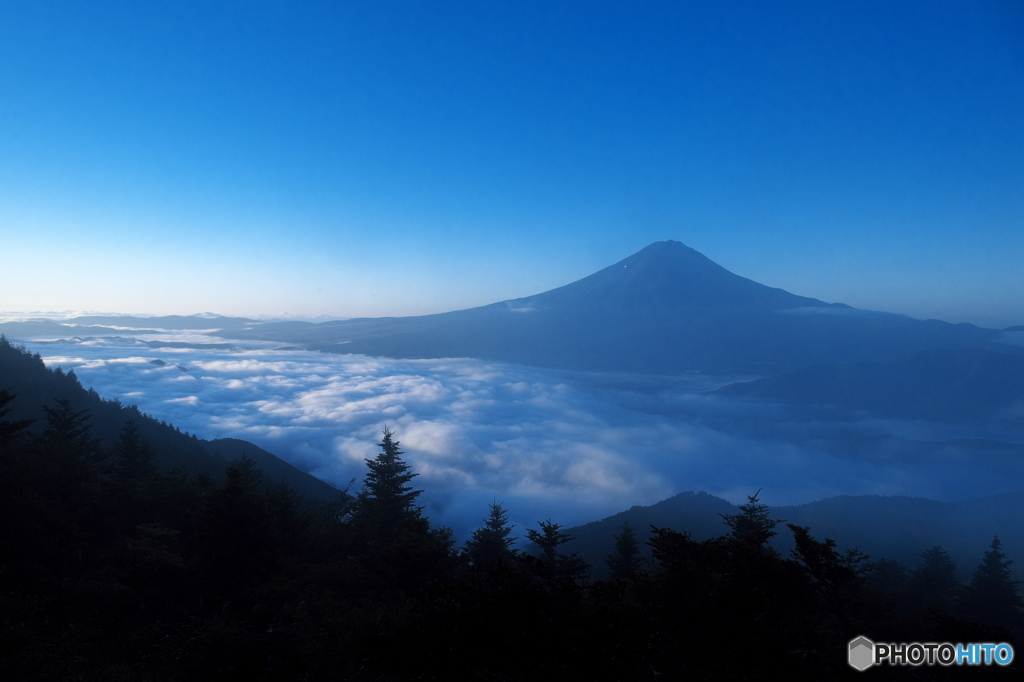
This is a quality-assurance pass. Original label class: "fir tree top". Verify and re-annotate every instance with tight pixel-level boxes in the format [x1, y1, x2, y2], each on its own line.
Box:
[354, 427, 424, 534]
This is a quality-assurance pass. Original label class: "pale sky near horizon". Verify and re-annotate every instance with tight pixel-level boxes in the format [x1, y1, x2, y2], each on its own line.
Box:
[2, 1, 1022, 327]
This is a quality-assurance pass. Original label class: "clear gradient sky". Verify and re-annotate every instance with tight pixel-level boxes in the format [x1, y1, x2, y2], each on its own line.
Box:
[2, 1, 1022, 327]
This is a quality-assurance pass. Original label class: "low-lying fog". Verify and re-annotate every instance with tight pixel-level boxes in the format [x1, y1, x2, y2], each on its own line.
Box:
[12, 328, 1023, 539]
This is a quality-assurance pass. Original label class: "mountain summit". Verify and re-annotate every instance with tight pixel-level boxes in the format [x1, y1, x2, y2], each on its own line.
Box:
[228, 241, 1007, 374]
[506, 240, 834, 314]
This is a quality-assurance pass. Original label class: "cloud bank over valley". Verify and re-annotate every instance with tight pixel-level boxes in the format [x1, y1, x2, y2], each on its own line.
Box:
[10, 330, 1023, 537]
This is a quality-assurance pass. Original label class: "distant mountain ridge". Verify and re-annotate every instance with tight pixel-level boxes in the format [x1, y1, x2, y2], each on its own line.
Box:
[566, 490, 1024, 581]
[0, 314, 260, 340]
[223, 241, 1013, 375]
[716, 348, 1024, 423]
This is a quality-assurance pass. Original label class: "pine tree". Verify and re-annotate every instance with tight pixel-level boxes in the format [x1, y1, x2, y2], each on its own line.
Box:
[526, 519, 589, 585]
[788, 524, 872, 633]
[112, 419, 157, 481]
[352, 427, 424, 537]
[27, 399, 104, 548]
[869, 558, 908, 597]
[202, 455, 271, 574]
[0, 388, 33, 447]
[605, 520, 645, 581]
[347, 429, 456, 593]
[960, 536, 1024, 632]
[464, 501, 517, 569]
[35, 398, 102, 462]
[719, 489, 783, 550]
[908, 545, 960, 613]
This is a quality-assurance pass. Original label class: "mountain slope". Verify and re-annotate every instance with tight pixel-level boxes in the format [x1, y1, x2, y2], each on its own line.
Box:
[716, 349, 1024, 422]
[506, 240, 832, 313]
[226, 241, 1008, 374]
[566, 490, 1024, 581]
[0, 337, 339, 502]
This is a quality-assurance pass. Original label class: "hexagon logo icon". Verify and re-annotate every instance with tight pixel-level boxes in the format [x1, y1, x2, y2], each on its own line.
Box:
[849, 636, 875, 671]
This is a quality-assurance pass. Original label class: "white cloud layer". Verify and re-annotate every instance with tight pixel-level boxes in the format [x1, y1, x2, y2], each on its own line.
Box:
[16, 333, 1023, 539]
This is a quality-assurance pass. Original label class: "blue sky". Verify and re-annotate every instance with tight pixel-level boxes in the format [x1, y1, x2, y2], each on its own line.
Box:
[2, 1, 1022, 327]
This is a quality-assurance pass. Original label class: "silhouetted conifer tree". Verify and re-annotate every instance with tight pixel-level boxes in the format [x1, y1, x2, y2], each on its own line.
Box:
[0, 388, 33, 447]
[605, 520, 644, 581]
[788, 524, 872, 635]
[35, 398, 101, 463]
[265, 478, 312, 555]
[719, 489, 783, 550]
[869, 558, 908, 596]
[346, 428, 455, 594]
[526, 519, 589, 584]
[352, 426, 423, 536]
[909, 545, 960, 614]
[464, 501, 517, 569]
[202, 455, 272, 578]
[960, 536, 1024, 632]
[112, 419, 157, 481]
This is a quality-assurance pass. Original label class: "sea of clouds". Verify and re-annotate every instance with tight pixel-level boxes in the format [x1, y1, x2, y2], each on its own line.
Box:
[12, 330, 1022, 539]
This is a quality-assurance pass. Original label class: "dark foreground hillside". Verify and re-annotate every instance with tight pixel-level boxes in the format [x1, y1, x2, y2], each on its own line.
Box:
[0, 337, 338, 502]
[567, 490, 1024, 583]
[2, 340, 1022, 679]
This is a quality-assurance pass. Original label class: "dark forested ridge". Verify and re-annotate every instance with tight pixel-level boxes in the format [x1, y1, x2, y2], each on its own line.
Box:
[0, 337, 338, 502]
[567, 491, 1024, 583]
[2, 336, 1023, 678]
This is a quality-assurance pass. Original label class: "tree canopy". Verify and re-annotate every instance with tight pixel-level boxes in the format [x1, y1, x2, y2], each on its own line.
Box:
[526, 519, 589, 584]
[605, 520, 644, 581]
[4, 336, 1023, 679]
[464, 501, 517, 569]
[351, 426, 424, 536]
[961, 536, 1024, 631]
[719, 489, 783, 550]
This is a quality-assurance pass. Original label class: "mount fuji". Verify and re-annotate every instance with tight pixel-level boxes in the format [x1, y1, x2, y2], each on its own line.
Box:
[227, 241, 1013, 375]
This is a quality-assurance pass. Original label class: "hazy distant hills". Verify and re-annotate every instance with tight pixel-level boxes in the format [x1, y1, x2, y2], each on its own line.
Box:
[224, 241, 1013, 375]
[0, 314, 258, 339]
[717, 349, 1024, 423]
[68, 314, 260, 330]
[566, 490, 1024, 581]
[0, 319, 164, 337]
